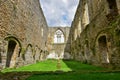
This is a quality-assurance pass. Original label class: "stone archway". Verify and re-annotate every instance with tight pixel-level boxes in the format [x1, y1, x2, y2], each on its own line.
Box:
[98, 35, 109, 63]
[34, 46, 40, 62]
[24, 44, 34, 64]
[6, 40, 20, 68]
[5, 36, 21, 68]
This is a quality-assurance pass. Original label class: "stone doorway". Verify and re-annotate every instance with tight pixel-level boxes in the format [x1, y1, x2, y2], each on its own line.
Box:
[98, 36, 109, 63]
[6, 40, 17, 67]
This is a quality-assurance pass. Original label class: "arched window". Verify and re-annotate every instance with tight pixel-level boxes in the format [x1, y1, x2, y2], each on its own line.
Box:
[82, 3, 89, 29]
[54, 30, 65, 43]
[41, 27, 44, 37]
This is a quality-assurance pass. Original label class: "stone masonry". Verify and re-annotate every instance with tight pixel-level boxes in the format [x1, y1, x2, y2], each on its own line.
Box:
[67, 0, 120, 68]
[47, 27, 70, 59]
[0, 0, 48, 69]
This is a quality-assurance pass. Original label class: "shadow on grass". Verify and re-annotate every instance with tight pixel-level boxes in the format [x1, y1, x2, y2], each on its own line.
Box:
[1, 70, 120, 80]
[62, 60, 105, 71]
[26, 71, 120, 80]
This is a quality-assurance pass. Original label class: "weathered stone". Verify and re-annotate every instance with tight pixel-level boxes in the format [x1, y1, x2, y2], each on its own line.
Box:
[0, 0, 48, 69]
[47, 27, 70, 59]
[67, 0, 120, 69]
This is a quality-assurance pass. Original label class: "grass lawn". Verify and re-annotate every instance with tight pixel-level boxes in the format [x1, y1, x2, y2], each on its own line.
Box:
[26, 72, 120, 80]
[2, 60, 105, 72]
[2, 60, 120, 80]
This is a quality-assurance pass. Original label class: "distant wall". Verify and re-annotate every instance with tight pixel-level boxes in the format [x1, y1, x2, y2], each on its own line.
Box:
[47, 27, 70, 59]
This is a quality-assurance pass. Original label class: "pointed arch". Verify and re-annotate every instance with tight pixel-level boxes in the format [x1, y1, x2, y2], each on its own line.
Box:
[34, 45, 41, 62]
[98, 35, 110, 63]
[54, 29, 65, 43]
[24, 44, 34, 64]
[4, 36, 22, 55]
[4, 36, 22, 68]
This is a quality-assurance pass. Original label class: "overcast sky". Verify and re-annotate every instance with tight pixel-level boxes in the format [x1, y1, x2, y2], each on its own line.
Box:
[39, 0, 79, 27]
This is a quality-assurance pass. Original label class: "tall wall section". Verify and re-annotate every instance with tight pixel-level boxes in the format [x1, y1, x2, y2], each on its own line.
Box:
[68, 0, 120, 68]
[0, 0, 48, 69]
[47, 27, 70, 59]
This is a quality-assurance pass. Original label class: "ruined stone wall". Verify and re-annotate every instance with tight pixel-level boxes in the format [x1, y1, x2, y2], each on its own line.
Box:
[0, 0, 48, 69]
[47, 27, 70, 59]
[68, 0, 120, 68]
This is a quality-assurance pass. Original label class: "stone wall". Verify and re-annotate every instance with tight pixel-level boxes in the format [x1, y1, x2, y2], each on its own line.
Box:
[68, 0, 120, 68]
[0, 0, 48, 69]
[47, 27, 70, 59]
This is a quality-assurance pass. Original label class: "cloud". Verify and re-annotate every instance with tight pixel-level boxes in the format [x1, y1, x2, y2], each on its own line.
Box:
[39, 0, 79, 27]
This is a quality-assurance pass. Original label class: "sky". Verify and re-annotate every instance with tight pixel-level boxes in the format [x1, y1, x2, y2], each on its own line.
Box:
[39, 0, 79, 27]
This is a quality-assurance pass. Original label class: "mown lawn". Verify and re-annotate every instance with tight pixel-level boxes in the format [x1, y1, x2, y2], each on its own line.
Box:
[2, 60, 120, 80]
[26, 72, 120, 80]
[2, 60, 105, 72]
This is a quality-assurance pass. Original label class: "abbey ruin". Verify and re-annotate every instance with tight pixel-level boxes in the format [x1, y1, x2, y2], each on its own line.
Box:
[0, 0, 120, 70]
[66, 0, 120, 68]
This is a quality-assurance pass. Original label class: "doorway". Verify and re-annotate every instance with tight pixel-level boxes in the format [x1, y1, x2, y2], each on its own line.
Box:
[98, 36, 109, 63]
[6, 40, 17, 67]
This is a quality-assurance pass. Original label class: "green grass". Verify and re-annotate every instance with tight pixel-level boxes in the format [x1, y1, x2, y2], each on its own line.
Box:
[26, 72, 120, 80]
[2, 60, 70, 72]
[63, 60, 104, 71]
[2, 60, 105, 72]
[2, 60, 120, 80]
